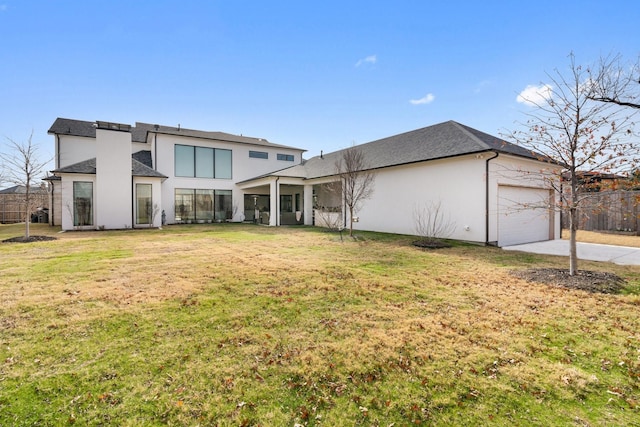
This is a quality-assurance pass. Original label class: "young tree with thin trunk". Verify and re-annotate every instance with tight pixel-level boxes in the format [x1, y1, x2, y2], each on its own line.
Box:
[335, 147, 376, 237]
[507, 54, 638, 275]
[0, 133, 50, 239]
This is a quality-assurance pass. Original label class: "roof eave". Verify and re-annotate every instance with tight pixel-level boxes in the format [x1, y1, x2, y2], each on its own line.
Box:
[147, 130, 307, 152]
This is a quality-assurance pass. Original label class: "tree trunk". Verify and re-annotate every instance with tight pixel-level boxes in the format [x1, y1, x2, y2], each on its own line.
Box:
[348, 205, 354, 237]
[24, 187, 30, 239]
[569, 206, 578, 275]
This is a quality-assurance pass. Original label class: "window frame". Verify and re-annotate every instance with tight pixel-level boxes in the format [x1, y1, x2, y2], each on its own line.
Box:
[174, 144, 232, 179]
[73, 181, 93, 227]
[175, 145, 195, 177]
[277, 153, 295, 162]
[135, 183, 153, 225]
[249, 150, 269, 159]
[175, 188, 233, 222]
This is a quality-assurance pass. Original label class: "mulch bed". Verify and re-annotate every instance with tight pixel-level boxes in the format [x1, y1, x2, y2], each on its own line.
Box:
[511, 268, 626, 294]
[412, 239, 453, 249]
[2, 235, 58, 243]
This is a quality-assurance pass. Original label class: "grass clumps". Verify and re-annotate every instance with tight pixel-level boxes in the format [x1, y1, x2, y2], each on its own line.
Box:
[0, 223, 639, 425]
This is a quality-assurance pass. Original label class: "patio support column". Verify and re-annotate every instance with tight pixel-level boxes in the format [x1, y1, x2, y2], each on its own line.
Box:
[303, 185, 313, 225]
[269, 178, 279, 226]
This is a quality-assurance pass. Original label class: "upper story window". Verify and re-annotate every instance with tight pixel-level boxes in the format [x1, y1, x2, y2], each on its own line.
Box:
[249, 150, 268, 159]
[175, 144, 232, 179]
[277, 153, 295, 162]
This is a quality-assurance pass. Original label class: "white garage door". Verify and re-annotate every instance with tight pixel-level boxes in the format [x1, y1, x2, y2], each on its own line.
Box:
[498, 186, 550, 247]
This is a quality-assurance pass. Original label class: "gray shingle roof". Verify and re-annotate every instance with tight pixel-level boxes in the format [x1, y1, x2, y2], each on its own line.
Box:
[52, 157, 167, 178]
[134, 122, 305, 151]
[132, 150, 153, 168]
[48, 118, 305, 150]
[131, 158, 167, 178]
[273, 120, 548, 180]
[52, 158, 96, 174]
[48, 118, 96, 138]
[0, 185, 48, 194]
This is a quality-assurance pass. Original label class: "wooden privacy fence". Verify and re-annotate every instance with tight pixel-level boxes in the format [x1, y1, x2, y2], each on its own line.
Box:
[0, 188, 49, 224]
[562, 190, 640, 233]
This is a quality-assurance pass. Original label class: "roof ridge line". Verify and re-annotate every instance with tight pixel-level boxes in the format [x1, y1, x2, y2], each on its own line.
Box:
[448, 120, 493, 151]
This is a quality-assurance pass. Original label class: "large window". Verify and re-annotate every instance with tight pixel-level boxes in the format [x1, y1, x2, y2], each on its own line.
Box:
[175, 188, 233, 222]
[196, 147, 214, 178]
[136, 184, 152, 224]
[175, 145, 232, 179]
[175, 145, 195, 177]
[215, 190, 232, 221]
[195, 189, 214, 221]
[215, 149, 232, 179]
[73, 181, 93, 226]
[175, 188, 194, 222]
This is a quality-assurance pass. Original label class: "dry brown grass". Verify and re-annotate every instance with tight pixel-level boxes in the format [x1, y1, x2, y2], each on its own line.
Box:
[1, 223, 639, 425]
[565, 229, 640, 247]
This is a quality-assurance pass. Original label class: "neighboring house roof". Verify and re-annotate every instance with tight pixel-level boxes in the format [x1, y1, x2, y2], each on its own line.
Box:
[51, 157, 168, 179]
[48, 118, 305, 151]
[0, 185, 48, 194]
[269, 120, 552, 180]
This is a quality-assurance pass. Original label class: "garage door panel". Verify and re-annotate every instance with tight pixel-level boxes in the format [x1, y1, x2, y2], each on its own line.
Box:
[498, 186, 550, 247]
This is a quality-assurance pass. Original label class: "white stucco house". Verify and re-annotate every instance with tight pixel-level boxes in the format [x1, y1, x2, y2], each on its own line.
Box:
[47, 118, 561, 246]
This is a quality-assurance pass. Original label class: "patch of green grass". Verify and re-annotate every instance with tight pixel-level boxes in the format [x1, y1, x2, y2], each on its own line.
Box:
[1, 224, 639, 425]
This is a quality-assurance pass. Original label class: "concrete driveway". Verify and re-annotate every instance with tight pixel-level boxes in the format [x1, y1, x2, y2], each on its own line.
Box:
[502, 239, 640, 266]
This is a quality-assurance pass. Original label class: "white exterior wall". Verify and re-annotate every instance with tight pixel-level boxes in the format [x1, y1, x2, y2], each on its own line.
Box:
[343, 153, 560, 245]
[60, 174, 96, 231]
[132, 141, 150, 154]
[487, 154, 562, 244]
[153, 133, 304, 224]
[57, 135, 96, 168]
[95, 129, 133, 229]
[352, 155, 487, 242]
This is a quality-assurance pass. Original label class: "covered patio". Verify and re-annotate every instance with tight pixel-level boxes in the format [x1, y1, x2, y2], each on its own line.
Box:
[237, 176, 315, 226]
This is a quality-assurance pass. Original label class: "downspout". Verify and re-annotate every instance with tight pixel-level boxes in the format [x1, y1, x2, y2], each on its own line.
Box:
[132, 176, 135, 229]
[154, 132, 158, 170]
[56, 135, 60, 169]
[50, 181, 54, 226]
[485, 151, 499, 245]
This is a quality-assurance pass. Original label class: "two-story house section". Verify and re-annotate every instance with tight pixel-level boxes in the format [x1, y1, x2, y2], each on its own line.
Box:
[47, 118, 306, 231]
[48, 117, 561, 247]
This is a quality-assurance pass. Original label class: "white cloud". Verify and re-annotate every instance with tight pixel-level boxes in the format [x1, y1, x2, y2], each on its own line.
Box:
[0, 5, 7, 12]
[516, 84, 553, 106]
[409, 93, 435, 105]
[355, 54, 377, 67]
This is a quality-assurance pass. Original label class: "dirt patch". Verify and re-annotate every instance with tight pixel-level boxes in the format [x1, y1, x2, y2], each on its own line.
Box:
[2, 235, 58, 243]
[512, 268, 626, 294]
[412, 239, 452, 249]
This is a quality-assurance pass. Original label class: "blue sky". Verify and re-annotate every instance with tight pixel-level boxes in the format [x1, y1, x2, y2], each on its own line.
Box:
[1, 0, 638, 174]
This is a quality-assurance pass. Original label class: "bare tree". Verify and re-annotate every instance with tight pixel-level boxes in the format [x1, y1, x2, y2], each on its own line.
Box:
[413, 200, 456, 244]
[507, 53, 638, 275]
[0, 133, 50, 239]
[588, 54, 640, 109]
[335, 147, 376, 237]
